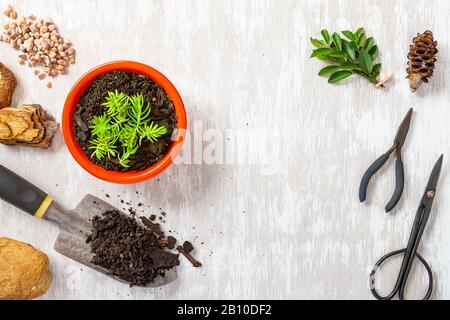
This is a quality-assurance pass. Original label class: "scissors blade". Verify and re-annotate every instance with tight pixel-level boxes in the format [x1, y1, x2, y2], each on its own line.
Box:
[394, 108, 413, 148]
[425, 154, 444, 194]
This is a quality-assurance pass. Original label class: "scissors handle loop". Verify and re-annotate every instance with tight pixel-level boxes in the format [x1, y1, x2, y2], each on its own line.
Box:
[370, 248, 433, 300]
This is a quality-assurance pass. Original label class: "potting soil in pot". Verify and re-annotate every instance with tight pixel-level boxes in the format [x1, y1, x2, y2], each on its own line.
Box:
[73, 70, 177, 171]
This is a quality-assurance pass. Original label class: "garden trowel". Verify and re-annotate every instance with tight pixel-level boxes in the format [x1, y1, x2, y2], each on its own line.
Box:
[0, 164, 176, 287]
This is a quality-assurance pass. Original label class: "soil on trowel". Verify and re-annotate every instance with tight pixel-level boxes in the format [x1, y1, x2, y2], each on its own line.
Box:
[86, 210, 180, 286]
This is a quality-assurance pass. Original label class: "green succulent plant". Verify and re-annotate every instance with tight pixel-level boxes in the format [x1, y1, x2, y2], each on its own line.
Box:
[89, 90, 168, 168]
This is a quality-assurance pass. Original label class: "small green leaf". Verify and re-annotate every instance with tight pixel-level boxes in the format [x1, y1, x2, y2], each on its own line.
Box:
[340, 62, 362, 71]
[321, 29, 331, 44]
[342, 30, 356, 42]
[342, 41, 356, 60]
[329, 51, 346, 59]
[358, 49, 373, 73]
[364, 37, 375, 51]
[373, 63, 382, 74]
[310, 47, 333, 58]
[310, 37, 326, 48]
[316, 55, 331, 61]
[357, 32, 367, 47]
[369, 46, 379, 60]
[332, 32, 342, 51]
[328, 70, 353, 84]
[318, 65, 341, 76]
[355, 27, 365, 39]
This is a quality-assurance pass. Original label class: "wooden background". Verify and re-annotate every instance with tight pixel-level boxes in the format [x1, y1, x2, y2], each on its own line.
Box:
[1, 0, 450, 300]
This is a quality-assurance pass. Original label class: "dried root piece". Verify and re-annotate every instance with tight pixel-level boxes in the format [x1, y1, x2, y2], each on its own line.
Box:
[0, 62, 16, 108]
[0, 107, 35, 139]
[0, 104, 58, 148]
[176, 245, 202, 268]
[406, 30, 438, 92]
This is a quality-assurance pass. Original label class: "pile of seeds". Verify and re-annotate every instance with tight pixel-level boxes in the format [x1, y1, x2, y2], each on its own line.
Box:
[86, 210, 181, 286]
[0, 5, 76, 88]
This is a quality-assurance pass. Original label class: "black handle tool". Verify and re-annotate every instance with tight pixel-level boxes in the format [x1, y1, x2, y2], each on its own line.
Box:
[370, 155, 443, 300]
[0, 163, 176, 287]
[359, 108, 413, 213]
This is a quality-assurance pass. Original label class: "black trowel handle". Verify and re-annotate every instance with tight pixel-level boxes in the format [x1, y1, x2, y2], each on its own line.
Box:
[0, 164, 52, 218]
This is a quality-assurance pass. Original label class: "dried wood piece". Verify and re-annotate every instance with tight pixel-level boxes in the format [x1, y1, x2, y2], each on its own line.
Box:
[21, 105, 45, 143]
[375, 74, 395, 88]
[0, 62, 16, 108]
[0, 107, 34, 139]
[0, 104, 58, 148]
[140, 216, 164, 237]
[176, 245, 202, 268]
[38, 113, 59, 148]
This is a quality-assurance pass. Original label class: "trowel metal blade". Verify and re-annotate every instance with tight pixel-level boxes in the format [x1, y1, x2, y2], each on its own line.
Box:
[52, 194, 177, 288]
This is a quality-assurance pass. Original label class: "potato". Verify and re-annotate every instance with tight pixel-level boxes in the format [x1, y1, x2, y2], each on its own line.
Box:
[0, 62, 16, 109]
[0, 238, 52, 300]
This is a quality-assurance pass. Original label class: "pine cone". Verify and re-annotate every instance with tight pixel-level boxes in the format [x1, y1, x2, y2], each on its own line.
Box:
[406, 30, 438, 92]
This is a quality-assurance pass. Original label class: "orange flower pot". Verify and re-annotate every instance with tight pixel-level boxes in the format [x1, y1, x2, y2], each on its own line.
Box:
[62, 61, 186, 184]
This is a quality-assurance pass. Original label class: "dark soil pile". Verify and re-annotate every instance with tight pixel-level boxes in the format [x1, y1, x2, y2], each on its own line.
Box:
[86, 210, 180, 286]
[73, 70, 177, 171]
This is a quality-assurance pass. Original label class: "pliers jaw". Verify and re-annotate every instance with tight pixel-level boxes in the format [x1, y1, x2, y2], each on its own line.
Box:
[385, 142, 401, 160]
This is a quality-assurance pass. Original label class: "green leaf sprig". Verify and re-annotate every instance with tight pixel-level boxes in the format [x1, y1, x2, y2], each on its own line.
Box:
[89, 90, 168, 168]
[310, 28, 382, 85]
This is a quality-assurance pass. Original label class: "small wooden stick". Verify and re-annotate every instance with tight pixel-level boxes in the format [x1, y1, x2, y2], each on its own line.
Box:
[158, 239, 169, 247]
[375, 74, 394, 88]
[177, 245, 202, 268]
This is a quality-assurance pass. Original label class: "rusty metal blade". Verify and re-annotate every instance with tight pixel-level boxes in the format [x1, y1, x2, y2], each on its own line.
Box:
[425, 154, 444, 194]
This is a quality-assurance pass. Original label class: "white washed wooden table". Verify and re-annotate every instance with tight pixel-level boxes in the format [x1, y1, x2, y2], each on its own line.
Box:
[1, 0, 450, 300]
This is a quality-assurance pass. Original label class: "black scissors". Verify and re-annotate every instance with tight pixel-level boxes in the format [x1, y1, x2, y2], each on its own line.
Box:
[369, 155, 443, 300]
[359, 108, 413, 213]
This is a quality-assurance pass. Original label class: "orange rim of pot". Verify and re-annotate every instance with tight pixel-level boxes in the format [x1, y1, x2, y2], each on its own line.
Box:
[62, 61, 187, 184]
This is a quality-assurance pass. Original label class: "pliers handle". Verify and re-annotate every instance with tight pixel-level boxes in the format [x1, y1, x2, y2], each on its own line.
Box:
[359, 145, 405, 213]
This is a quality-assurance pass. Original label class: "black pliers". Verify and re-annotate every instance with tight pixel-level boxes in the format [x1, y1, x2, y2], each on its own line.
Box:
[359, 108, 413, 213]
